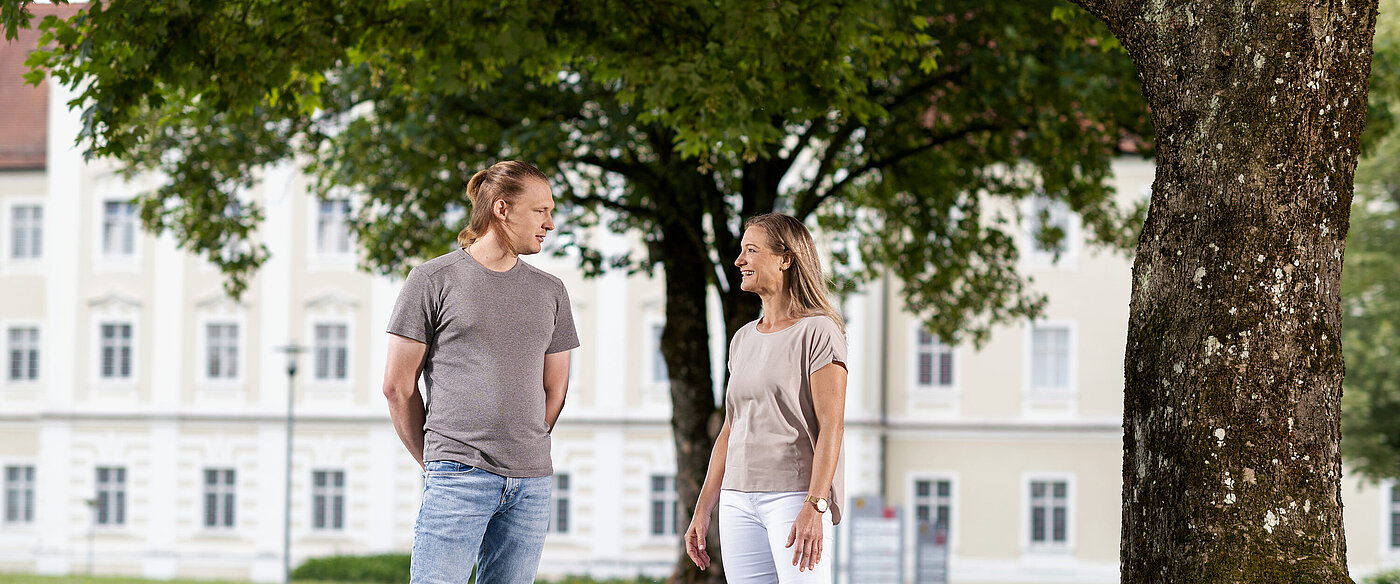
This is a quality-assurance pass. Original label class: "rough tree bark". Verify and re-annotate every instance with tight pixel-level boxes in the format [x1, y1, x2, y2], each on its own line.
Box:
[632, 126, 774, 583]
[1069, 1, 1380, 582]
[661, 165, 767, 584]
[660, 220, 724, 584]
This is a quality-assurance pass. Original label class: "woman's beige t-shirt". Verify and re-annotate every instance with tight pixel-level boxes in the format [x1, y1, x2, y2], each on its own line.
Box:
[722, 315, 847, 524]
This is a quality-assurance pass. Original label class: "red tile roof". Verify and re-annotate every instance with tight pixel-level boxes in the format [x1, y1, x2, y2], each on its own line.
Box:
[0, 3, 84, 170]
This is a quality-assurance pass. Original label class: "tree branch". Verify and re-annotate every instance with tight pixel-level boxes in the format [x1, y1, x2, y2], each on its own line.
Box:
[566, 191, 657, 220]
[880, 67, 969, 112]
[571, 155, 660, 220]
[1063, 0, 1112, 22]
[798, 120, 1013, 217]
[793, 118, 862, 217]
[772, 118, 818, 182]
[576, 153, 652, 182]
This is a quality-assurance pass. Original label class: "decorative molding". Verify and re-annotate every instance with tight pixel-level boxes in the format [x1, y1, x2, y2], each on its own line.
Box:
[88, 292, 142, 314]
[195, 294, 246, 315]
[305, 291, 358, 314]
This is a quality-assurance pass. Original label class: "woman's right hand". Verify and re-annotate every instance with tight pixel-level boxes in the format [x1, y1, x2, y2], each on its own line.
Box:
[684, 510, 712, 570]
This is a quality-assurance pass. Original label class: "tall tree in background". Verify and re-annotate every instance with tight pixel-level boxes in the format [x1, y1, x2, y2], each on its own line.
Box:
[3, 1, 1150, 580]
[1339, 0, 1400, 486]
[1069, 0, 1381, 582]
[1340, 190, 1400, 483]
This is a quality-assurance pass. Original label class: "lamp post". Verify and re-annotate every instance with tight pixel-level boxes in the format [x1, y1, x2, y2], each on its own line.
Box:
[275, 343, 306, 584]
[85, 498, 95, 576]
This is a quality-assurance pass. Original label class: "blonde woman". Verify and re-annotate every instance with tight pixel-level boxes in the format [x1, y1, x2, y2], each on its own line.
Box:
[684, 213, 848, 583]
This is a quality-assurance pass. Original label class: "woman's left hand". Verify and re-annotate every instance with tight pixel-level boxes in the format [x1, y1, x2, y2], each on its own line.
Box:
[785, 504, 825, 572]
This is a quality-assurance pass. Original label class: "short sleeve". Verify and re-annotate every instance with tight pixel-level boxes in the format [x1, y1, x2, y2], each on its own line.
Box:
[386, 266, 437, 344]
[547, 285, 581, 354]
[806, 317, 847, 375]
[726, 330, 741, 374]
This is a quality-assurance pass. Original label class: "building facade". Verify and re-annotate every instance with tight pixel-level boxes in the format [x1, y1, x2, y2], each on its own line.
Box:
[2, 35, 1399, 584]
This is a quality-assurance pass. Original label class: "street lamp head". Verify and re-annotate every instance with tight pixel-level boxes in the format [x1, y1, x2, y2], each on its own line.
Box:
[275, 343, 306, 377]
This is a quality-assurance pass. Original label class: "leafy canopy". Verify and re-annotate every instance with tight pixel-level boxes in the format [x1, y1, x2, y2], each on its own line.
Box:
[1338, 0, 1400, 482]
[6, 0, 1150, 346]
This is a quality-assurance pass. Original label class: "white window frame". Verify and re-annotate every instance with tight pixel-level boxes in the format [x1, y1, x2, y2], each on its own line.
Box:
[307, 197, 355, 269]
[202, 468, 236, 530]
[909, 324, 958, 393]
[1377, 480, 1400, 565]
[642, 313, 669, 394]
[4, 198, 45, 273]
[199, 319, 245, 387]
[311, 469, 346, 531]
[648, 474, 679, 538]
[549, 472, 571, 535]
[4, 321, 42, 386]
[1021, 473, 1074, 553]
[309, 320, 352, 386]
[1022, 195, 1081, 270]
[907, 472, 957, 578]
[96, 199, 141, 267]
[94, 320, 137, 387]
[3, 463, 36, 526]
[88, 295, 142, 391]
[94, 465, 128, 529]
[1385, 481, 1400, 555]
[1022, 321, 1078, 415]
[910, 474, 956, 533]
[304, 294, 357, 392]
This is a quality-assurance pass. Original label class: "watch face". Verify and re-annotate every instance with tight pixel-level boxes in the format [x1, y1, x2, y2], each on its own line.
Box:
[816, 498, 829, 513]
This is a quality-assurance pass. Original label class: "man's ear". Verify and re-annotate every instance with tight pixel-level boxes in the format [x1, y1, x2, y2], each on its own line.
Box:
[493, 198, 509, 220]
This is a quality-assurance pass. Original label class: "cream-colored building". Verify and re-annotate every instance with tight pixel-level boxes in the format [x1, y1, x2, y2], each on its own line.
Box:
[2, 41, 1398, 584]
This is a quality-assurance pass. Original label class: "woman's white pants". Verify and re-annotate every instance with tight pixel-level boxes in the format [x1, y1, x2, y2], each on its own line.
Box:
[718, 490, 834, 584]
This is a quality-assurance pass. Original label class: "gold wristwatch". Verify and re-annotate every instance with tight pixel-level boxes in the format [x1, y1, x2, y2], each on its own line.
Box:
[804, 495, 829, 513]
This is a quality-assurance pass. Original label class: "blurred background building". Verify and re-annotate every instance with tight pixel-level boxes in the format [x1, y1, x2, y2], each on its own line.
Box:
[2, 13, 1398, 584]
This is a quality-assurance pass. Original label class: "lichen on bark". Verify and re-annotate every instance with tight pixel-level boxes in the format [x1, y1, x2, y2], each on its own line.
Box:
[1070, 0, 1379, 582]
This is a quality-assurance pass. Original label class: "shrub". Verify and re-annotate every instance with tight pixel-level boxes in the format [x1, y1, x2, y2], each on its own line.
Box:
[291, 553, 411, 583]
[290, 555, 662, 584]
[1366, 570, 1400, 584]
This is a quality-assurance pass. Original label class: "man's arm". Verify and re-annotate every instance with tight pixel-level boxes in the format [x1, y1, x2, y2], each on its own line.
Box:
[382, 333, 429, 468]
[543, 350, 571, 431]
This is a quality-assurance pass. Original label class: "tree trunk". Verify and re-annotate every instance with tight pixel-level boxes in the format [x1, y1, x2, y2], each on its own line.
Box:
[1070, 1, 1379, 582]
[659, 207, 727, 584]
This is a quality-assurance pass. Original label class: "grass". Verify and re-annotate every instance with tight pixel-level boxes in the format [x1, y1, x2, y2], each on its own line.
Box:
[0, 574, 661, 584]
[0, 576, 360, 584]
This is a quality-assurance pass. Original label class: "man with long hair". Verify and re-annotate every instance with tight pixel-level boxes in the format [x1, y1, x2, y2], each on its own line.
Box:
[382, 160, 578, 583]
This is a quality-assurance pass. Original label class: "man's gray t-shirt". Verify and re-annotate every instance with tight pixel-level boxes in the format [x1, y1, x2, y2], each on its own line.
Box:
[387, 248, 579, 478]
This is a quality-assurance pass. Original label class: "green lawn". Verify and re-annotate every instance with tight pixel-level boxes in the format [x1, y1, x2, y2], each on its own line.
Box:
[0, 574, 661, 584]
[0, 576, 358, 584]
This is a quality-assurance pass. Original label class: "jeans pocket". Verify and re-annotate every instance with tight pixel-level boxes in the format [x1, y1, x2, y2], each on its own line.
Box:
[423, 460, 478, 477]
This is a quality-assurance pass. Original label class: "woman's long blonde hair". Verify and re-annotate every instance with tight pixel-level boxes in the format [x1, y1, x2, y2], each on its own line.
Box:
[456, 160, 549, 247]
[744, 213, 846, 333]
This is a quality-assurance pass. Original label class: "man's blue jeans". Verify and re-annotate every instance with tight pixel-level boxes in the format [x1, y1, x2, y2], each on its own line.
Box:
[411, 461, 552, 584]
